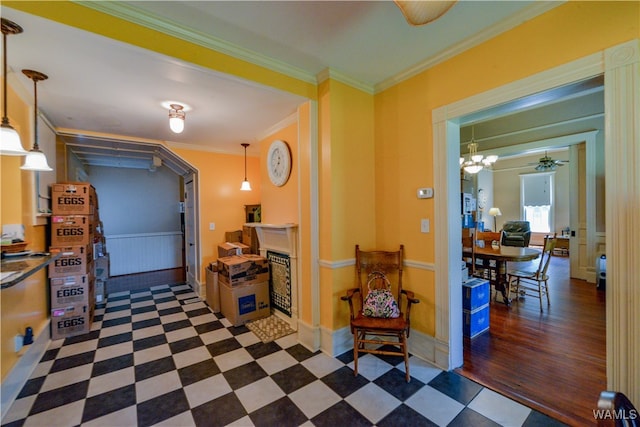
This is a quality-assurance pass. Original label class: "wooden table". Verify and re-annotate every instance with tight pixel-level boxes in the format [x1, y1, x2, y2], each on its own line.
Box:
[463, 245, 540, 305]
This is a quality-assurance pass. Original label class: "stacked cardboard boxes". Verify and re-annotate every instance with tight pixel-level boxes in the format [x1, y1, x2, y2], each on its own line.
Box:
[49, 182, 103, 339]
[462, 277, 490, 338]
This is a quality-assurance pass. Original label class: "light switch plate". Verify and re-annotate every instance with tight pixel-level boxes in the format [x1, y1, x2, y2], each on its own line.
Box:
[417, 188, 434, 199]
[421, 219, 430, 233]
[209, 222, 215, 231]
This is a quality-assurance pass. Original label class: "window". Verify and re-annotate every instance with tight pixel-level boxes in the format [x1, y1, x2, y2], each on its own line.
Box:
[520, 172, 554, 233]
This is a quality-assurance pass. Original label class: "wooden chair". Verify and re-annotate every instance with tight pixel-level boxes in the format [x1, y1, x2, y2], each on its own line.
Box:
[507, 233, 557, 311]
[341, 244, 419, 382]
[597, 391, 639, 427]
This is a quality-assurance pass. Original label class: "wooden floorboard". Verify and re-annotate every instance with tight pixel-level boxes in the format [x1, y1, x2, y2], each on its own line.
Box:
[456, 255, 607, 426]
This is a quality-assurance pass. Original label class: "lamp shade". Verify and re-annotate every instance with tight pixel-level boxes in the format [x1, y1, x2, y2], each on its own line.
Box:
[0, 125, 27, 155]
[240, 180, 252, 191]
[21, 149, 52, 171]
[488, 207, 502, 217]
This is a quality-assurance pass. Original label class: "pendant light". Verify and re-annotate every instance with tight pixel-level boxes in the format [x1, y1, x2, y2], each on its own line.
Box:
[0, 18, 27, 156]
[240, 143, 252, 191]
[20, 70, 52, 171]
[168, 104, 185, 134]
[460, 126, 498, 174]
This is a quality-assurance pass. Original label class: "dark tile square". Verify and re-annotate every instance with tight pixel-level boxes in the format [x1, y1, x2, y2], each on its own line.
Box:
[97, 332, 132, 348]
[62, 330, 100, 345]
[249, 396, 308, 427]
[93, 314, 104, 322]
[223, 361, 268, 390]
[158, 306, 183, 316]
[191, 392, 247, 427]
[150, 287, 171, 294]
[371, 344, 406, 366]
[168, 335, 203, 354]
[173, 288, 193, 296]
[286, 344, 318, 362]
[321, 366, 369, 398]
[194, 320, 224, 334]
[81, 384, 137, 423]
[378, 403, 438, 427]
[132, 317, 161, 330]
[134, 356, 176, 382]
[105, 304, 131, 313]
[373, 368, 425, 401]
[162, 319, 192, 333]
[178, 359, 220, 387]
[107, 293, 131, 301]
[448, 407, 501, 427]
[154, 296, 177, 304]
[428, 371, 483, 405]
[101, 316, 132, 328]
[39, 348, 60, 362]
[133, 334, 167, 352]
[29, 380, 89, 415]
[206, 337, 241, 357]
[271, 364, 316, 394]
[130, 294, 153, 304]
[49, 351, 95, 373]
[523, 410, 569, 427]
[91, 353, 134, 377]
[335, 349, 354, 364]
[131, 305, 157, 315]
[311, 400, 372, 427]
[16, 376, 46, 398]
[136, 388, 190, 427]
[245, 341, 281, 359]
[227, 325, 250, 336]
[185, 307, 212, 318]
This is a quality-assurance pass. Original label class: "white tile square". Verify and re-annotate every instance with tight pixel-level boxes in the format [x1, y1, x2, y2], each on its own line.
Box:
[288, 380, 341, 418]
[172, 346, 212, 369]
[93, 341, 133, 363]
[40, 364, 93, 392]
[184, 374, 232, 408]
[301, 353, 346, 378]
[160, 312, 189, 324]
[102, 309, 132, 321]
[131, 299, 155, 309]
[347, 353, 393, 381]
[55, 339, 98, 359]
[30, 360, 54, 378]
[183, 301, 207, 311]
[189, 313, 218, 326]
[136, 370, 182, 403]
[166, 326, 198, 343]
[99, 322, 132, 338]
[214, 348, 254, 372]
[82, 406, 138, 427]
[396, 356, 443, 384]
[199, 328, 234, 345]
[234, 331, 261, 347]
[256, 350, 298, 375]
[345, 382, 401, 424]
[153, 291, 174, 300]
[87, 366, 135, 397]
[23, 400, 84, 427]
[235, 377, 285, 413]
[467, 388, 531, 426]
[131, 310, 159, 322]
[227, 415, 254, 426]
[405, 385, 465, 426]
[156, 300, 181, 310]
[106, 298, 130, 308]
[274, 332, 298, 349]
[134, 343, 172, 365]
[132, 324, 165, 341]
[1, 395, 36, 424]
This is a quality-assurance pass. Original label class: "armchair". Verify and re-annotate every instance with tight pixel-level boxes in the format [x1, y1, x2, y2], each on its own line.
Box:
[501, 221, 531, 247]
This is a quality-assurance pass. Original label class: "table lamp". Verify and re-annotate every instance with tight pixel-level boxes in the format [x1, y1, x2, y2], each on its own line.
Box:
[488, 207, 502, 231]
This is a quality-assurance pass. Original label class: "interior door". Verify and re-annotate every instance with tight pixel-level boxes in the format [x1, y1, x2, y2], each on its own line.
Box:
[184, 177, 197, 288]
[569, 142, 589, 280]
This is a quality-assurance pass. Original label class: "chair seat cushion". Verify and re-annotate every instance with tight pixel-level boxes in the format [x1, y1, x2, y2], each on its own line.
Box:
[352, 312, 407, 331]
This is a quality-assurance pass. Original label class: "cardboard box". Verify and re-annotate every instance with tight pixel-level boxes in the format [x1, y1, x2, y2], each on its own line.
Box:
[51, 182, 96, 215]
[462, 278, 490, 311]
[220, 280, 270, 326]
[94, 254, 110, 281]
[205, 264, 220, 313]
[51, 215, 94, 246]
[218, 242, 250, 258]
[463, 303, 490, 338]
[50, 274, 93, 308]
[225, 230, 243, 244]
[242, 225, 259, 254]
[95, 279, 105, 303]
[51, 304, 92, 340]
[218, 254, 269, 287]
[48, 245, 93, 277]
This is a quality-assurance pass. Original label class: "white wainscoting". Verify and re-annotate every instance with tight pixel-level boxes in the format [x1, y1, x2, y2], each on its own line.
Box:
[106, 232, 183, 276]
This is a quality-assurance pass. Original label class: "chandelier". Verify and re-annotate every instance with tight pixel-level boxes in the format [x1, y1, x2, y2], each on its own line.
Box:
[460, 127, 498, 174]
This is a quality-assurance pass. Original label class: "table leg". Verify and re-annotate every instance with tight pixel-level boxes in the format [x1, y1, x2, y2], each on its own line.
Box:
[495, 260, 510, 306]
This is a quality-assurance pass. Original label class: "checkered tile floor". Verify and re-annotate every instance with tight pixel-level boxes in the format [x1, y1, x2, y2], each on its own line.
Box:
[2, 283, 566, 427]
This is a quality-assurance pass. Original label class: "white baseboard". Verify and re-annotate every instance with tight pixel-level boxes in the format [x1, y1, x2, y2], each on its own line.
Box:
[1, 322, 51, 424]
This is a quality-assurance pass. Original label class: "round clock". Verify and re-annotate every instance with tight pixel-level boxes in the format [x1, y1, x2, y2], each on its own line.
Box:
[267, 140, 292, 187]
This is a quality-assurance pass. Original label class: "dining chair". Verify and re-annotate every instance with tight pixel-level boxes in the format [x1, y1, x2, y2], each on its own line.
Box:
[507, 233, 557, 311]
[341, 244, 419, 382]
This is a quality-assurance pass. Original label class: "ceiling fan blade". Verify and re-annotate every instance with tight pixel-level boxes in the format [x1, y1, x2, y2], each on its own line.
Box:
[394, 0, 457, 26]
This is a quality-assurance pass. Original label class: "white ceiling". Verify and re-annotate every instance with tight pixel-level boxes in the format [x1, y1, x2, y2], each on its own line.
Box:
[2, 1, 581, 172]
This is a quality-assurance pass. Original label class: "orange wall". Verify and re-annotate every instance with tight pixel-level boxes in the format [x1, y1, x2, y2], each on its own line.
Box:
[171, 147, 261, 280]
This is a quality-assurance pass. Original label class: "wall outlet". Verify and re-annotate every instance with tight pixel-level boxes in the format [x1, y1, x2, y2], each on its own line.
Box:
[209, 222, 215, 231]
[14, 334, 23, 352]
[421, 219, 430, 233]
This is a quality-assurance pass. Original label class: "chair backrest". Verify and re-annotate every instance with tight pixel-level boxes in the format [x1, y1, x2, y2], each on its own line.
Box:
[503, 221, 531, 233]
[476, 231, 502, 248]
[501, 220, 532, 247]
[356, 244, 403, 304]
[597, 391, 639, 427]
[534, 233, 557, 279]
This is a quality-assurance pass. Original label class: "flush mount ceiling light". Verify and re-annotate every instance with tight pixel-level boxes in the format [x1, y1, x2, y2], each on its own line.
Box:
[21, 69, 53, 171]
[393, 0, 457, 26]
[1, 18, 27, 156]
[168, 103, 185, 134]
[240, 143, 252, 191]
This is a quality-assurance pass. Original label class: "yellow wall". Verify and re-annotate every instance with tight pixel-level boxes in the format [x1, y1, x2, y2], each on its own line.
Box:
[374, 1, 639, 336]
[170, 148, 261, 279]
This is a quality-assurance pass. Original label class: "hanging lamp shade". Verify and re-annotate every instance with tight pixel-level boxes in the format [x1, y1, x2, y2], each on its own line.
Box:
[240, 143, 252, 191]
[1, 18, 27, 156]
[21, 69, 52, 171]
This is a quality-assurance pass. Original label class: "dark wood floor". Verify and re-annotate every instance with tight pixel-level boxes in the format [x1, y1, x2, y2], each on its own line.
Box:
[456, 254, 607, 426]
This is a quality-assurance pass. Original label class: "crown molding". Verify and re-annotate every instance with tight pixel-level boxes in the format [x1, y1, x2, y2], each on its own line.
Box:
[256, 112, 298, 142]
[316, 69, 374, 95]
[375, 1, 563, 93]
[75, 1, 317, 86]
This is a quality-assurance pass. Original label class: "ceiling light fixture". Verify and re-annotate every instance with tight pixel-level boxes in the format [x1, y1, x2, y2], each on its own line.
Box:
[240, 143, 252, 191]
[1, 18, 27, 156]
[460, 126, 498, 174]
[168, 103, 185, 134]
[20, 69, 53, 171]
[394, 0, 457, 26]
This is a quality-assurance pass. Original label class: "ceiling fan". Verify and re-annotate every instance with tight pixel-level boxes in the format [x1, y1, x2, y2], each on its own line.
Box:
[394, 0, 458, 26]
[529, 152, 569, 171]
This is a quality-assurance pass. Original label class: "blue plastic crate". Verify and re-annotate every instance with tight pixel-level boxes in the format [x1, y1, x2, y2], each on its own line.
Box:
[462, 278, 490, 311]
[463, 303, 490, 338]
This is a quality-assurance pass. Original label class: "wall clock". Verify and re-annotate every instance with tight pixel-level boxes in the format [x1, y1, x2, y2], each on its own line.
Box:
[267, 140, 292, 187]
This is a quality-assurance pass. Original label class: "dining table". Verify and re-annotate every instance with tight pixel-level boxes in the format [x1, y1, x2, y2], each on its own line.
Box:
[463, 245, 540, 305]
